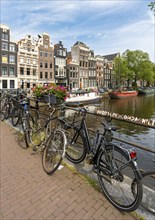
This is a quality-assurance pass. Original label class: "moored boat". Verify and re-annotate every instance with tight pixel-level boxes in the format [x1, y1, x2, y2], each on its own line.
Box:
[65, 91, 102, 105]
[138, 87, 155, 95]
[109, 90, 138, 99]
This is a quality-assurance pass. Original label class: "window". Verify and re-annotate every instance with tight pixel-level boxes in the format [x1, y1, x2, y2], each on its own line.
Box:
[50, 53, 52, 57]
[20, 58, 24, 63]
[40, 51, 43, 57]
[33, 69, 36, 76]
[45, 72, 48, 79]
[10, 80, 15, 88]
[45, 63, 48, 68]
[40, 63, 43, 68]
[10, 44, 15, 51]
[2, 67, 8, 75]
[2, 33, 8, 41]
[33, 59, 36, 65]
[40, 72, 43, 78]
[27, 59, 30, 64]
[2, 80, 7, 88]
[50, 72, 52, 78]
[2, 42, 8, 50]
[44, 44, 48, 49]
[27, 83, 30, 88]
[20, 67, 24, 75]
[45, 52, 48, 57]
[9, 55, 15, 64]
[50, 63, 52, 68]
[27, 68, 30, 75]
[59, 50, 62, 56]
[9, 68, 15, 76]
[2, 54, 8, 63]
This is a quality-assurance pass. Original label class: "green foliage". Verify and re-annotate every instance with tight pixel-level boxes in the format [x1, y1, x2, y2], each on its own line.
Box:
[148, 1, 155, 15]
[113, 49, 155, 87]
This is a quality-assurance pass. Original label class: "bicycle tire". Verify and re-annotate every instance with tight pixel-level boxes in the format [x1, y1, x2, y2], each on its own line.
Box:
[0, 102, 9, 121]
[65, 126, 87, 163]
[21, 113, 34, 148]
[42, 129, 66, 175]
[11, 106, 20, 126]
[97, 144, 143, 212]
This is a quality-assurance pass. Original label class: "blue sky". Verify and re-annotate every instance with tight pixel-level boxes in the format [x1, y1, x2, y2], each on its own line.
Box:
[1, 0, 154, 61]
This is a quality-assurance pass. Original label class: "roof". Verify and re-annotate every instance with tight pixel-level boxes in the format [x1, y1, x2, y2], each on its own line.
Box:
[103, 53, 119, 61]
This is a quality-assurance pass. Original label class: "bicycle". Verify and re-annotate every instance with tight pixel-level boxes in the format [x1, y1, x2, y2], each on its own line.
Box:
[23, 95, 67, 174]
[12, 97, 34, 149]
[0, 91, 16, 121]
[59, 107, 143, 212]
[41, 103, 67, 175]
[11, 92, 29, 127]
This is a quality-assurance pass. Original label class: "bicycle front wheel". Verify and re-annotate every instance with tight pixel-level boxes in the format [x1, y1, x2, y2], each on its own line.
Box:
[97, 144, 143, 212]
[65, 126, 87, 163]
[42, 129, 66, 175]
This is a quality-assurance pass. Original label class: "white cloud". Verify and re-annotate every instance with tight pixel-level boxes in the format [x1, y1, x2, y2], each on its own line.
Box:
[1, 0, 154, 61]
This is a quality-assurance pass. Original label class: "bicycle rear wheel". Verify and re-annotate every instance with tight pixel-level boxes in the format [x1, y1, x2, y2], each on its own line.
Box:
[42, 129, 66, 174]
[97, 144, 143, 212]
[65, 126, 87, 163]
[140, 171, 155, 214]
[12, 106, 20, 126]
[0, 102, 9, 121]
[21, 114, 34, 148]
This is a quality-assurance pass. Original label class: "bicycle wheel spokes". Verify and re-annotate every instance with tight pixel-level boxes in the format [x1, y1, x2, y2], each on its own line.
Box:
[65, 128, 87, 163]
[42, 130, 66, 175]
[12, 107, 20, 126]
[0, 103, 8, 121]
[97, 144, 142, 212]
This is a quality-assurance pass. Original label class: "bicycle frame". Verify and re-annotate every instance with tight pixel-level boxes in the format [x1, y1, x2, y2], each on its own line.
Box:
[73, 113, 104, 163]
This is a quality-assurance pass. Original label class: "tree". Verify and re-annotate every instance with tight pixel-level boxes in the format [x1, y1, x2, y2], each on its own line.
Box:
[122, 50, 150, 86]
[113, 50, 155, 88]
[148, 2, 155, 15]
[139, 60, 155, 86]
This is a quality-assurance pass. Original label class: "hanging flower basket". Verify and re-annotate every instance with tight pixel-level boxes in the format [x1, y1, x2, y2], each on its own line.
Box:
[31, 83, 70, 104]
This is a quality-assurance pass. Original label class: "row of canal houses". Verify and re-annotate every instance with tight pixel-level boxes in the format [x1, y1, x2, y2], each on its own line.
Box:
[0, 24, 119, 91]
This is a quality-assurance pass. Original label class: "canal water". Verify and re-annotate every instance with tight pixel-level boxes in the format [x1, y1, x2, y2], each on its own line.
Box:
[85, 94, 155, 172]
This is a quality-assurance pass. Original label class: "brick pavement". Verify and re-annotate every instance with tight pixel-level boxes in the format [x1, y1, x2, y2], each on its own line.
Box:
[0, 121, 138, 220]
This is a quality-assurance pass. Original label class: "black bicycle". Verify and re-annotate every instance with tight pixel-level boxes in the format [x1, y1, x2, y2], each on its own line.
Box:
[23, 97, 67, 174]
[0, 91, 16, 121]
[60, 107, 143, 212]
[12, 97, 34, 149]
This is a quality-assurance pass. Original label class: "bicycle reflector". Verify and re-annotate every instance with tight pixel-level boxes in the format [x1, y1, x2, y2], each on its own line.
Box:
[129, 150, 137, 159]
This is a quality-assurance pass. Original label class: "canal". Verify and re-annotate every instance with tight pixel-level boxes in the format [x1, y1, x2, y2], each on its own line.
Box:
[85, 94, 155, 172]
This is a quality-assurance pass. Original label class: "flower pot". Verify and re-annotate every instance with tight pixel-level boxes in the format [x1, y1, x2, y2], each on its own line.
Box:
[42, 94, 57, 105]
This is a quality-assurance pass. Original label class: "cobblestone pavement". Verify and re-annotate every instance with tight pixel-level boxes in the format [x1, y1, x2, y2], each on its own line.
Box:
[0, 121, 138, 220]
